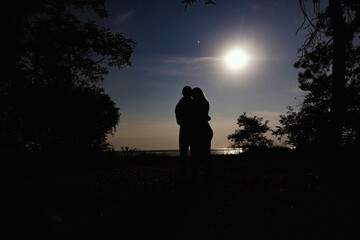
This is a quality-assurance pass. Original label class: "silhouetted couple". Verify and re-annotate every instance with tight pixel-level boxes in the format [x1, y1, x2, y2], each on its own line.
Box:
[175, 86, 213, 182]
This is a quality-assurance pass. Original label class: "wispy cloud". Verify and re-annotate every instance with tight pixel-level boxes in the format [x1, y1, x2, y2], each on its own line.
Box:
[115, 10, 134, 25]
[247, 3, 262, 11]
[163, 56, 221, 65]
[161, 56, 221, 76]
[132, 55, 222, 77]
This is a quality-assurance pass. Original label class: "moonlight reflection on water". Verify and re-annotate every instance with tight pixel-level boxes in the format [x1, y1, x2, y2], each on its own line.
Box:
[127, 148, 244, 157]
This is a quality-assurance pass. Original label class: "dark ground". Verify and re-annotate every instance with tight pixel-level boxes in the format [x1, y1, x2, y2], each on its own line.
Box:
[1, 149, 360, 239]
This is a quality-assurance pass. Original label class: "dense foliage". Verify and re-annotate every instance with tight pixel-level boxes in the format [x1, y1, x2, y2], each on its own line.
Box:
[1, 0, 135, 153]
[228, 112, 273, 148]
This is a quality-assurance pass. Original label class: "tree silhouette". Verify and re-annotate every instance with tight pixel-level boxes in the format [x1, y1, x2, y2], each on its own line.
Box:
[181, 0, 216, 11]
[294, 0, 359, 149]
[1, 0, 135, 154]
[274, 1, 360, 149]
[228, 113, 273, 149]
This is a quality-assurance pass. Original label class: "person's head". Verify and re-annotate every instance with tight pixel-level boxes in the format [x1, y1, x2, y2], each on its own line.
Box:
[182, 86, 192, 98]
[192, 87, 208, 102]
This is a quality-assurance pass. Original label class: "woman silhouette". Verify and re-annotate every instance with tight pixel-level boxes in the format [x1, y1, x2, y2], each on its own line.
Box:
[191, 87, 213, 181]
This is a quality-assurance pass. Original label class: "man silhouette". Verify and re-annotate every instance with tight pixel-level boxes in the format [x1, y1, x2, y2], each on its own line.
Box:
[175, 86, 193, 179]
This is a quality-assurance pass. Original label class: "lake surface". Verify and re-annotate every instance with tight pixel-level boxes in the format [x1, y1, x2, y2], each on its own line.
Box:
[126, 148, 244, 157]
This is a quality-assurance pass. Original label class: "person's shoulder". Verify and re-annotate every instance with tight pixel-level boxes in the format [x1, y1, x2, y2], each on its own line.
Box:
[175, 97, 185, 110]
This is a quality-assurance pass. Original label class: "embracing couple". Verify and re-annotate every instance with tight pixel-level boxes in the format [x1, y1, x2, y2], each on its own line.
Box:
[175, 86, 213, 182]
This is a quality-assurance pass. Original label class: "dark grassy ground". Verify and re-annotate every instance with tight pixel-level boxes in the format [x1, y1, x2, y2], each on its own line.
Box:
[2, 149, 360, 239]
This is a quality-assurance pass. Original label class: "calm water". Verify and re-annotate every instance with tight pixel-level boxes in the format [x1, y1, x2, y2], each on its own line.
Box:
[129, 148, 243, 157]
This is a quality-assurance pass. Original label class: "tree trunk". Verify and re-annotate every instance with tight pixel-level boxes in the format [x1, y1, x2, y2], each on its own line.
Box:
[329, 0, 346, 150]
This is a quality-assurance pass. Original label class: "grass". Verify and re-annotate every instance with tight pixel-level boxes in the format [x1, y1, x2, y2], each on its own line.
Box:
[1, 149, 360, 239]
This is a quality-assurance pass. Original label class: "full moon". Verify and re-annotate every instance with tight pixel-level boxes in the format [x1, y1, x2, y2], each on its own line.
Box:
[225, 49, 248, 70]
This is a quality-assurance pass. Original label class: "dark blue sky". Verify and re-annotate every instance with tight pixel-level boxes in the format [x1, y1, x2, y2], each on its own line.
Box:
[99, 0, 309, 150]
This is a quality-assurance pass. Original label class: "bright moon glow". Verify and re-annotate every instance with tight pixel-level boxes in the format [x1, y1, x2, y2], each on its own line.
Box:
[225, 49, 248, 70]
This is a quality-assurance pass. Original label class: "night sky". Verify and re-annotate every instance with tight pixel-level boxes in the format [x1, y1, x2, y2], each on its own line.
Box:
[99, 0, 308, 150]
